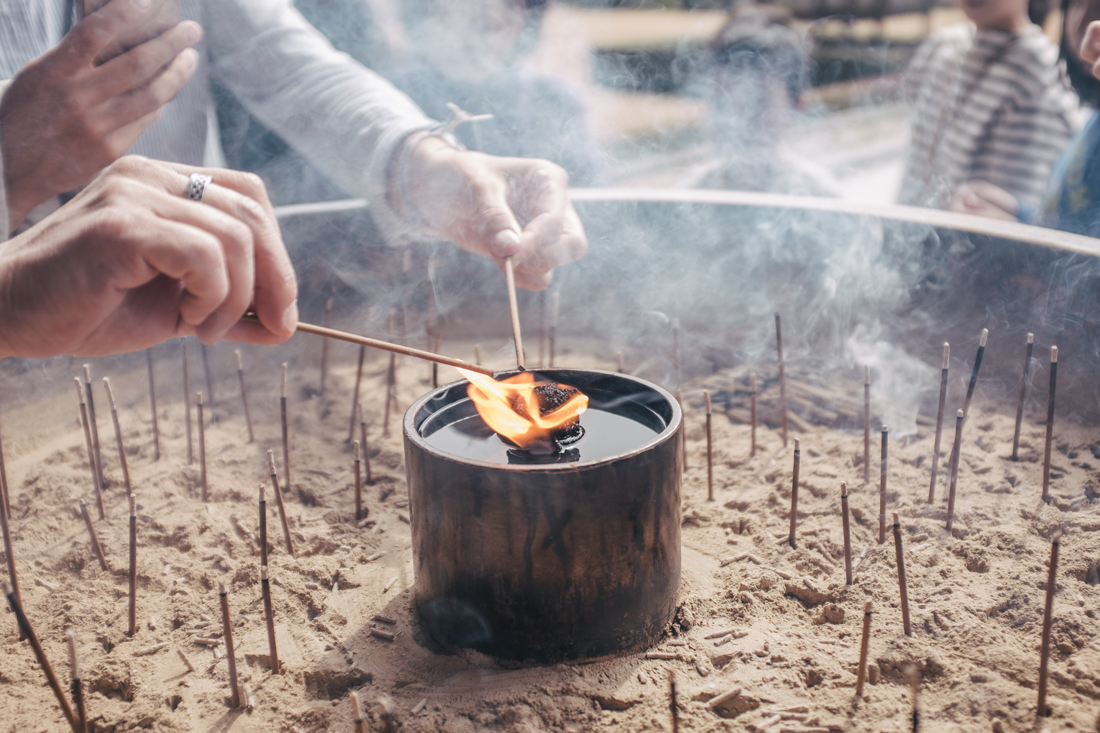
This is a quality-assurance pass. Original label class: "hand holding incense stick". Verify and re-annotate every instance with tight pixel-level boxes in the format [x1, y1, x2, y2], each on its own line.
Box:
[504, 257, 525, 370]
[238, 313, 493, 377]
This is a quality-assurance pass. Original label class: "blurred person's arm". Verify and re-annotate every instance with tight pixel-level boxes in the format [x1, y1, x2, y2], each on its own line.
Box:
[204, 0, 585, 289]
[0, 0, 203, 236]
[0, 156, 297, 358]
[948, 180, 1021, 221]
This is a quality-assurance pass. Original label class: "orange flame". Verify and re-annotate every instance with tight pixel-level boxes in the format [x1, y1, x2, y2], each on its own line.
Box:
[458, 369, 588, 449]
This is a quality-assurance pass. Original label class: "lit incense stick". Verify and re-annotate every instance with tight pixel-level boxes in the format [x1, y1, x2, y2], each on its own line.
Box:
[1011, 333, 1034, 461]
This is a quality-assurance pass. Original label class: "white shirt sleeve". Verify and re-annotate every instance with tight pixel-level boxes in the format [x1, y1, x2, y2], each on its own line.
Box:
[0, 79, 10, 242]
[203, 0, 439, 243]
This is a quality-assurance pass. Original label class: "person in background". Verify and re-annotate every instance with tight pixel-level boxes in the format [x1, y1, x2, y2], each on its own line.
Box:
[898, 0, 1077, 211]
[681, 5, 838, 196]
[0, 0, 586, 291]
[952, 0, 1100, 236]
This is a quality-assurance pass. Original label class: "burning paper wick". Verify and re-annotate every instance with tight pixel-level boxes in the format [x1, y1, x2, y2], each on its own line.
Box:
[459, 369, 588, 451]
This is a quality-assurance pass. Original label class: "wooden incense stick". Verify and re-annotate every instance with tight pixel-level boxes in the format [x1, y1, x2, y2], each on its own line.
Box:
[750, 373, 757, 457]
[102, 379, 131, 494]
[676, 388, 688, 471]
[82, 365, 105, 490]
[75, 379, 104, 521]
[280, 364, 291, 500]
[320, 298, 333, 395]
[788, 439, 801, 549]
[504, 258, 525, 370]
[68, 630, 87, 733]
[928, 344, 949, 503]
[907, 664, 920, 733]
[671, 318, 682, 388]
[549, 291, 559, 367]
[775, 313, 788, 447]
[146, 348, 160, 461]
[668, 669, 680, 733]
[863, 365, 871, 484]
[238, 313, 493, 377]
[1037, 533, 1060, 716]
[359, 405, 373, 485]
[347, 344, 366, 443]
[855, 601, 872, 699]
[258, 485, 268, 567]
[182, 341, 193, 464]
[841, 482, 853, 585]
[383, 352, 398, 437]
[267, 451, 295, 556]
[1012, 333, 1034, 461]
[946, 409, 964, 531]
[879, 426, 888, 544]
[197, 393, 207, 503]
[705, 391, 713, 501]
[218, 582, 241, 708]
[200, 344, 217, 423]
[260, 565, 279, 674]
[1, 473, 20, 608]
[1042, 346, 1058, 503]
[235, 350, 254, 443]
[354, 440, 363, 521]
[893, 512, 911, 636]
[352, 691, 367, 733]
[4, 581, 79, 733]
[948, 328, 988, 471]
[128, 494, 137, 637]
[0, 402, 10, 521]
[80, 499, 108, 572]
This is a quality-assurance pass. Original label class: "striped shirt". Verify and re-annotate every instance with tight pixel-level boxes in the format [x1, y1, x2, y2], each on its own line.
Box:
[898, 24, 1077, 210]
[0, 0, 434, 240]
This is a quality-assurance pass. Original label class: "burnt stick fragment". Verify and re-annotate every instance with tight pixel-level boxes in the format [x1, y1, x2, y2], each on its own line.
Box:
[146, 348, 160, 461]
[1042, 346, 1058, 503]
[928, 343, 949, 503]
[4, 582, 79, 733]
[1011, 333, 1034, 461]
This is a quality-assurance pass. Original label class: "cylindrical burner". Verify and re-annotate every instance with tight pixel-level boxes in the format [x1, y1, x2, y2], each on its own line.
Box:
[404, 368, 682, 662]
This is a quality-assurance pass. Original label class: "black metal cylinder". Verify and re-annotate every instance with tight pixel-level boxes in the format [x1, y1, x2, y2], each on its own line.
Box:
[403, 369, 682, 662]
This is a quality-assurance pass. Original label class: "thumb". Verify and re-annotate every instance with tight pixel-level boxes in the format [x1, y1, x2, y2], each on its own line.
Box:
[473, 189, 523, 259]
[63, 0, 152, 66]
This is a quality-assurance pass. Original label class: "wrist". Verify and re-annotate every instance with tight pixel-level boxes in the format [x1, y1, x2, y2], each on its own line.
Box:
[388, 131, 463, 231]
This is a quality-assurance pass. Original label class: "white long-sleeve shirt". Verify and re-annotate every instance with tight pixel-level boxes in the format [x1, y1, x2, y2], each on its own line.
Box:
[0, 0, 436, 240]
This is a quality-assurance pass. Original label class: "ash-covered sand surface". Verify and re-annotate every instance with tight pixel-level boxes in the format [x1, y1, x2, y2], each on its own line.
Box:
[1, 336, 1099, 733]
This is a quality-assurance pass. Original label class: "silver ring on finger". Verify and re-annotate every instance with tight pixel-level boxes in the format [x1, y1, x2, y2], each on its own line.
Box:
[186, 173, 213, 203]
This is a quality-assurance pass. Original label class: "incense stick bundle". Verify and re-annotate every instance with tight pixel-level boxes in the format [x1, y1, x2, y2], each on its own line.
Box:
[383, 353, 397, 436]
[549, 291, 559, 367]
[79, 499, 108, 572]
[352, 691, 367, 733]
[267, 451, 295, 556]
[75, 379, 104, 521]
[668, 669, 680, 733]
[354, 440, 363, 521]
[359, 405, 373, 486]
[320, 298, 333, 395]
[1012, 333, 1034, 461]
[879, 426, 888, 544]
[705, 391, 713, 502]
[182, 341, 192, 464]
[1037, 534, 1060, 716]
[671, 318, 682, 389]
[946, 410, 964, 531]
[750, 373, 757, 457]
[128, 494, 137, 637]
[235, 350, 254, 444]
[146, 349, 160, 461]
[841, 483, 853, 585]
[784, 438, 802, 549]
[218, 582, 241, 708]
[1, 474, 20, 607]
[504, 258, 526, 369]
[928, 343, 949, 503]
[863, 366, 870, 484]
[82, 365, 105, 490]
[4, 582, 79, 733]
[260, 565, 279, 674]
[347, 344, 366, 443]
[1042, 346, 1058, 503]
[280, 364, 291, 500]
[197, 393, 207, 503]
[68, 630, 87, 733]
[102, 379, 131, 494]
[893, 513, 911, 636]
[855, 601, 872, 698]
[775, 313, 788, 447]
[200, 344, 217, 423]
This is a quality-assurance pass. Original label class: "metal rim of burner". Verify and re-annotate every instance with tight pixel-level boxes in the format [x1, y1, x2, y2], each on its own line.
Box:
[403, 368, 683, 662]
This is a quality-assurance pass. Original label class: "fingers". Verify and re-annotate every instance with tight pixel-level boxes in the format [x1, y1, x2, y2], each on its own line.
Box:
[513, 204, 587, 291]
[101, 47, 198, 144]
[1084, 21, 1100, 66]
[60, 0, 163, 70]
[95, 23, 202, 102]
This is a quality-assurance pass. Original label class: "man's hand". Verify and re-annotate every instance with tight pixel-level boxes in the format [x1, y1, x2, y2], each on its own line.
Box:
[948, 180, 1020, 221]
[0, 156, 298, 359]
[401, 137, 587, 290]
[1082, 20, 1100, 75]
[0, 0, 202, 233]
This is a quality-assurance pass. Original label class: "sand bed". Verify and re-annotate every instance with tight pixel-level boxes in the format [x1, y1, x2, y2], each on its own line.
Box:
[0, 336, 1098, 733]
